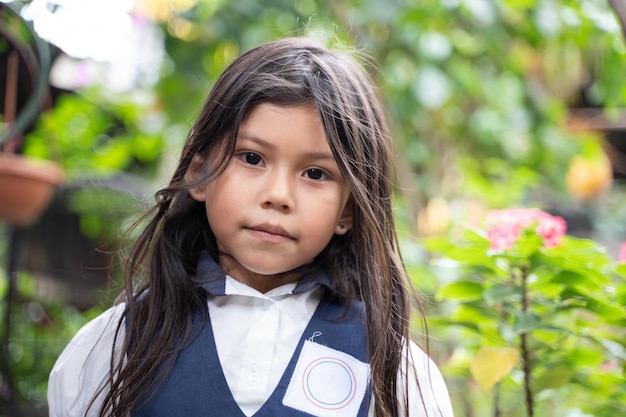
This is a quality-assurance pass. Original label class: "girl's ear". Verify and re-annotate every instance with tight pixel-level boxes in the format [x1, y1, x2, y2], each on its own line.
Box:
[335, 199, 354, 235]
[185, 155, 207, 202]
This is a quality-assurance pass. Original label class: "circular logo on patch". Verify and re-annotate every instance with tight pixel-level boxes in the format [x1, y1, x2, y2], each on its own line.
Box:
[301, 356, 357, 410]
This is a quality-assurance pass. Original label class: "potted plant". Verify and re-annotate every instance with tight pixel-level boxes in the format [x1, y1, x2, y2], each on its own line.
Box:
[0, 3, 62, 227]
[0, 152, 62, 227]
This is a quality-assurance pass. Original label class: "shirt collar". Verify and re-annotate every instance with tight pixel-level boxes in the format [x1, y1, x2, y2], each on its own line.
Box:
[192, 252, 337, 296]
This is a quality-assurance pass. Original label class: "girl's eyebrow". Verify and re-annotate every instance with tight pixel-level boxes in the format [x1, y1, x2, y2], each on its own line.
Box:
[238, 132, 335, 161]
[238, 132, 276, 150]
[237, 131, 276, 148]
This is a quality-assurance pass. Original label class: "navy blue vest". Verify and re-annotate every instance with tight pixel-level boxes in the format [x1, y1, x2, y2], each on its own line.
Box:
[133, 256, 371, 416]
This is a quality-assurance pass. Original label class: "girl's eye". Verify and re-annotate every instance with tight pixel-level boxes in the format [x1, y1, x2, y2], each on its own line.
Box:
[242, 152, 262, 165]
[304, 168, 327, 181]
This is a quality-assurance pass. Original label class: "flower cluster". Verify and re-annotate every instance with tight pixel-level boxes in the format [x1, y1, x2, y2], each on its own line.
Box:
[485, 208, 567, 251]
[427, 205, 626, 417]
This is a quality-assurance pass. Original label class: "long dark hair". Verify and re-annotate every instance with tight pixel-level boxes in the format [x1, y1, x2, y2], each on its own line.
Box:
[98, 37, 418, 417]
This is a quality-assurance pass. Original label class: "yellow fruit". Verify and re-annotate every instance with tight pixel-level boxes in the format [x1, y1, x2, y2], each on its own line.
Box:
[566, 154, 612, 202]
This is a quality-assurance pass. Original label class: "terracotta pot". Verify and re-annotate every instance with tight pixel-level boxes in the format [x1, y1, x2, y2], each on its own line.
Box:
[0, 153, 63, 227]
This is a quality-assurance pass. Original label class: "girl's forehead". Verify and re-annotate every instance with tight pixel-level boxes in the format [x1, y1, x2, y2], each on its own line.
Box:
[244, 102, 318, 118]
[237, 103, 326, 137]
[242, 102, 319, 121]
[239, 103, 324, 138]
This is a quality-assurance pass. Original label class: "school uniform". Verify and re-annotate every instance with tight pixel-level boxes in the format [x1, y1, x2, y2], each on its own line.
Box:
[48, 255, 454, 417]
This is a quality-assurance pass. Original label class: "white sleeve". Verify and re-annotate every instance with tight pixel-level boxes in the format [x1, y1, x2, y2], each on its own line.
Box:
[48, 304, 126, 417]
[367, 340, 454, 417]
[400, 341, 454, 417]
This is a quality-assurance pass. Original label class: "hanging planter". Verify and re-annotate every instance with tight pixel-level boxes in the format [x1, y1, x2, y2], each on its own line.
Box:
[0, 153, 62, 227]
[1, 3, 62, 227]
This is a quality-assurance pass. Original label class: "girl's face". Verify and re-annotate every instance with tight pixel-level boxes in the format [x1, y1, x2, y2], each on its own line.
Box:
[190, 103, 353, 292]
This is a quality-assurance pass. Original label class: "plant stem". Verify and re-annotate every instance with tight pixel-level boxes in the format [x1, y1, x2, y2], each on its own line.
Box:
[494, 382, 501, 417]
[520, 266, 534, 417]
[521, 333, 533, 417]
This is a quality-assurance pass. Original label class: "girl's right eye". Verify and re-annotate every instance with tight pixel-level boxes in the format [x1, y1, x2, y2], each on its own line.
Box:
[240, 152, 263, 165]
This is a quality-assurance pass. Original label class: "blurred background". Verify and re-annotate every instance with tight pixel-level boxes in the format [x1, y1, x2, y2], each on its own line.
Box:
[1, 0, 625, 415]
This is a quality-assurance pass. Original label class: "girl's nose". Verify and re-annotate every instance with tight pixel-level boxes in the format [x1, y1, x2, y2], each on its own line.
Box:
[260, 169, 294, 212]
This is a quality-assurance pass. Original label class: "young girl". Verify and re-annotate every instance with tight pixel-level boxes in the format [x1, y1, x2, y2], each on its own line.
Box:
[48, 37, 454, 417]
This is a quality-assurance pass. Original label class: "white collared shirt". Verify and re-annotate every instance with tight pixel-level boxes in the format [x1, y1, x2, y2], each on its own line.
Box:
[48, 278, 454, 417]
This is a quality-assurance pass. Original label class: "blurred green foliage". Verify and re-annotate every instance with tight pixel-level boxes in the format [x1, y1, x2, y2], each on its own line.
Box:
[23, 0, 626, 212]
[24, 93, 164, 178]
[0, 270, 96, 408]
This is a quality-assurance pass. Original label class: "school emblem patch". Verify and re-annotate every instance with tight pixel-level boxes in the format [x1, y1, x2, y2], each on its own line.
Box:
[283, 340, 370, 416]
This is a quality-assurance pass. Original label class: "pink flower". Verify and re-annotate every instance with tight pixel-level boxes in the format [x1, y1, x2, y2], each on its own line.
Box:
[619, 243, 626, 263]
[536, 214, 567, 248]
[486, 223, 521, 250]
[485, 208, 567, 250]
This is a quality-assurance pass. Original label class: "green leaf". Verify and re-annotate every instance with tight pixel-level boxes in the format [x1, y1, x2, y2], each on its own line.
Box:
[564, 346, 605, 367]
[444, 247, 492, 264]
[436, 281, 484, 302]
[534, 366, 575, 393]
[427, 317, 481, 334]
[528, 280, 563, 299]
[516, 231, 543, 257]
[561, 288, 626, 320]
[453, 304, 500, 327]
[461, 228, 490, 246]
[512, 311, 541, 333]
[483, 284, 522, 306]
[551, 270, 605, 292]
[422, 236, 455, 254]
[558, 237, 613, 267]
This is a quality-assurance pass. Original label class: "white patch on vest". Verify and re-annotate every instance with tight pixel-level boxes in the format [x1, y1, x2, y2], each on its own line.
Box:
[283, 340, 370, 417]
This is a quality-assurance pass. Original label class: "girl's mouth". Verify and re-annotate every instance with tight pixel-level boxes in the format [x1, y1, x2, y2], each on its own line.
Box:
[246, 223, 295, 242]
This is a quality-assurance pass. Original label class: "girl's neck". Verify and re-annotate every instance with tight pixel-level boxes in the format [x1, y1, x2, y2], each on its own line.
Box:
[218, 254, 303, 293]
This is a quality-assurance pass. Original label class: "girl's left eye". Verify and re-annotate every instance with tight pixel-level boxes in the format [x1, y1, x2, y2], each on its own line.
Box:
[241, 152, 262, 165]
[304, 168, 328, 181]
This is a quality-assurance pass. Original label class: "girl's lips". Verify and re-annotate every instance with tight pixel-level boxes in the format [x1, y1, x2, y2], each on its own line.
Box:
[246, 224, 295, 242]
